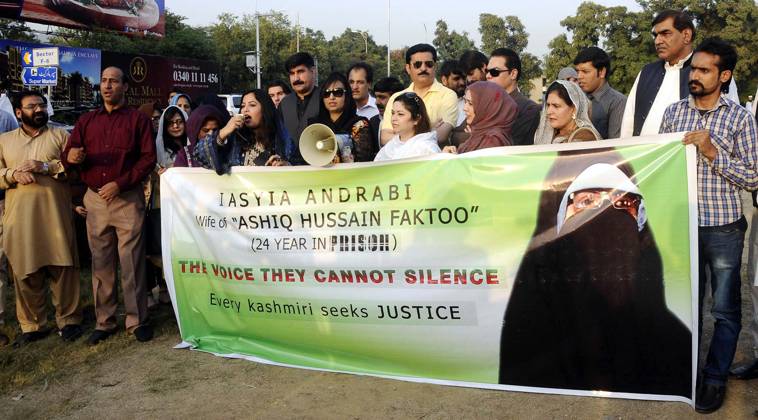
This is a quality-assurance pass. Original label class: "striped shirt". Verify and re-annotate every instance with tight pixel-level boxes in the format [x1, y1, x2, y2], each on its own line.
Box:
[660, 94, 758, 226]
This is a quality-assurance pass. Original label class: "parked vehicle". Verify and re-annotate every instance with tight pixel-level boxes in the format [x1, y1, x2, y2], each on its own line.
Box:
[217, 94, 242, 116]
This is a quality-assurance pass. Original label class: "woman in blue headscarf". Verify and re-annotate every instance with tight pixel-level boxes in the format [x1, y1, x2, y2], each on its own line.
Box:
[169, 93, 192, 117]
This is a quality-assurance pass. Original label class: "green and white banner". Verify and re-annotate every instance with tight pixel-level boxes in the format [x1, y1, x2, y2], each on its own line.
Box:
[161, 134, 697, 404]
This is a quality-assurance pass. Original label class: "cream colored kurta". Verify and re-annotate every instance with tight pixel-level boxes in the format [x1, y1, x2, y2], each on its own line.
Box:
[0, 126, 76, 278]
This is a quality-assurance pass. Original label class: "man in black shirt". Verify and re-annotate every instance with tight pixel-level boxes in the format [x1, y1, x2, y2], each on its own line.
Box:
[486, 48, 541, 145]
[278, 52, 320, 165]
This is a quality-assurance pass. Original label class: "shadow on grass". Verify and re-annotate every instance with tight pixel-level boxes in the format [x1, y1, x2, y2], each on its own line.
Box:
[0, 268, 179, 395]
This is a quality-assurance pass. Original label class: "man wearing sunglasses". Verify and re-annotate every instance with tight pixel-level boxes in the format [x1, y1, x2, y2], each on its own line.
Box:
[279, 52, 319, 165]
[379, 43, 459, 148]
[486, 48, 540, 146]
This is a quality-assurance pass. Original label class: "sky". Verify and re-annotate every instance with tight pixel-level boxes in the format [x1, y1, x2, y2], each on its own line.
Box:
[173, 0, 642, 57]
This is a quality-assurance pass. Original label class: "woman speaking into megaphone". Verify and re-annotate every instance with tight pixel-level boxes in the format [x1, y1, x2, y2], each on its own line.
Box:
[193, 90, 290, 174]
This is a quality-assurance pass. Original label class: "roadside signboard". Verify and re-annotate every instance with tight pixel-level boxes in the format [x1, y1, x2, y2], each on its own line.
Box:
[21, 66, 57, 85]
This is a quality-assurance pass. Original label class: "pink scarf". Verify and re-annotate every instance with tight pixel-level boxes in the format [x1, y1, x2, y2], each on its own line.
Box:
[458, 81, 518, 153]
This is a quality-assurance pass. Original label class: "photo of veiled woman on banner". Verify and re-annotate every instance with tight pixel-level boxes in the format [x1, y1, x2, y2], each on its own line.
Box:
[498, 148, 691, 397]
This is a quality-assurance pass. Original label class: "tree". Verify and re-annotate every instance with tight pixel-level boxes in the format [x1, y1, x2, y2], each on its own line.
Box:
[546, 2, 657, 93]
[479, 13, 541, 92]
[432, 20, 475, 62]
[0, 18, 37, 42]
[50, 11, 214, 61]
[545, 0, 757, 100]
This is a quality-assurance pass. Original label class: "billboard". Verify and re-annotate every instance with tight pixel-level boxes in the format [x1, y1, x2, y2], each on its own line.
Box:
[0, 1, 23, 19]
[0, 40, 101, 110]
[1, 1, 166, 37]
[102, 51, 220, 107]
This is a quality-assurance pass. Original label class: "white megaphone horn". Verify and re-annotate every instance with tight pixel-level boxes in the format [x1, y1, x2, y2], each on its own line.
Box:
[299, 123, 354, 166]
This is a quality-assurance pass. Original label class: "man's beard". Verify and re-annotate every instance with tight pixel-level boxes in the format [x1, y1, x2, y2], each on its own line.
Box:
[21, 111, 48, 129]
[688, 80, 715, 97]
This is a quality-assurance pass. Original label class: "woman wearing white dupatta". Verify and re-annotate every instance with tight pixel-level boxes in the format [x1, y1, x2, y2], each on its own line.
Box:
[534, 80, 602, 144]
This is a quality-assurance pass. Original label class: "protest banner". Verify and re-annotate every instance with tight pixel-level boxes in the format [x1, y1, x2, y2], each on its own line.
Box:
[161, 135, 697, 404]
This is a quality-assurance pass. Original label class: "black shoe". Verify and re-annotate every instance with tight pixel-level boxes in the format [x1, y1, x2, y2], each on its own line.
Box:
[133, 325, 153, 342]
[12, 329, 51, 348]
[0, 333, 9, 346]
[730, 359, 758, 380]
[695, 383, 726, 414]
[87, 329, 116, 346]
[59, 324, 83, 342]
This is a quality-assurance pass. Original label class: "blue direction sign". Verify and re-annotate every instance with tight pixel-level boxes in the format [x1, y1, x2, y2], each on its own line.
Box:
[21, 66, 58, 86]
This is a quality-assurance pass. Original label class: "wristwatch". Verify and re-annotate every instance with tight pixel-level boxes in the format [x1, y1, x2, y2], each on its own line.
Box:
[41, 162, 49, 174]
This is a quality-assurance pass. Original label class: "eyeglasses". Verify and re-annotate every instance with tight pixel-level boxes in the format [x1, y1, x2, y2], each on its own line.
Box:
[168, 119, 185, 127]
[412, 61, 435, 69]
[22, 103, 46, 111]
[322, 88, 346, 98]
[568, 189, 641, 212]
[486, 67, 511, 77]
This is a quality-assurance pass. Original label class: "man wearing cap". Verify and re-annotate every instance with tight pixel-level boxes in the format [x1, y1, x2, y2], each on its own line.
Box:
[557, 67, 578, 84]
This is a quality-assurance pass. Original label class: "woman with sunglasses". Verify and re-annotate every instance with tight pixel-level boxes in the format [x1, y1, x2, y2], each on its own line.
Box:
[374, 92, 440, 161]
[443, 81, 518, 154]
[534, 80, 601, 144]
[193, 89, 290, 174]
[308, 72, 376, 162]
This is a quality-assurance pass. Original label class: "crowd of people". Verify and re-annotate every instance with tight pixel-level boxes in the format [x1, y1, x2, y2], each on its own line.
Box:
[0, 8, 755, 413]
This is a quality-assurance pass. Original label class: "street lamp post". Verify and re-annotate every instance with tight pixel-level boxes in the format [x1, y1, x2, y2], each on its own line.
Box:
[246, 12, 273, 89]
[387, 0, 391, 76]
[244, 50, 258, 86]
[255, 13, 262, 89]
[350, 30, 368, 57]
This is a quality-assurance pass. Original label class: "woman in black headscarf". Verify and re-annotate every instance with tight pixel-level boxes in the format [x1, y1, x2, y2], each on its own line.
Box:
[308, 72, 376, 162]
[498, 148, 692, 397]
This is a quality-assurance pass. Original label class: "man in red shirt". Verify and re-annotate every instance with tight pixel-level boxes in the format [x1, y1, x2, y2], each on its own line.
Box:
[64, 66, 156, 345]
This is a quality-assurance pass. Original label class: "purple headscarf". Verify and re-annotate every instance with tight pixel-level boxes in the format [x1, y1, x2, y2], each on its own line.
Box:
[173, 104, 229, 167]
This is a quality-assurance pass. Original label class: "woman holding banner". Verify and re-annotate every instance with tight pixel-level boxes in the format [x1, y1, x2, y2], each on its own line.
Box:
[442, 81, 518, 154]
[534, 80, 601, 144]
[374, 92, 440, 161]
[144, 104, 189, 306]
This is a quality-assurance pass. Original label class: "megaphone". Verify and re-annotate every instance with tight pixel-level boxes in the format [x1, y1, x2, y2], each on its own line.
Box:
[299, 123, 354, 166]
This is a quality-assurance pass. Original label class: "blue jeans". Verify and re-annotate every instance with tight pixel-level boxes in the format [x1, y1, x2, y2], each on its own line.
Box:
[698, 216, 747, 385]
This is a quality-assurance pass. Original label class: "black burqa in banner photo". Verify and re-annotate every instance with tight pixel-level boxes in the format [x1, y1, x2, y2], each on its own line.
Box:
[498, 148, 692, 398]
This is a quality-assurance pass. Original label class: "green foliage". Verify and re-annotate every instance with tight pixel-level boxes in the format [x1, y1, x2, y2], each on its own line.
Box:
[432, 20, 475, 62]
[207, 12, 404, 92]
[545, 0, 757, 101]
[48, 11, 215, 61]
[0, 18, 38, 42]
[478, 13, 541, 92]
